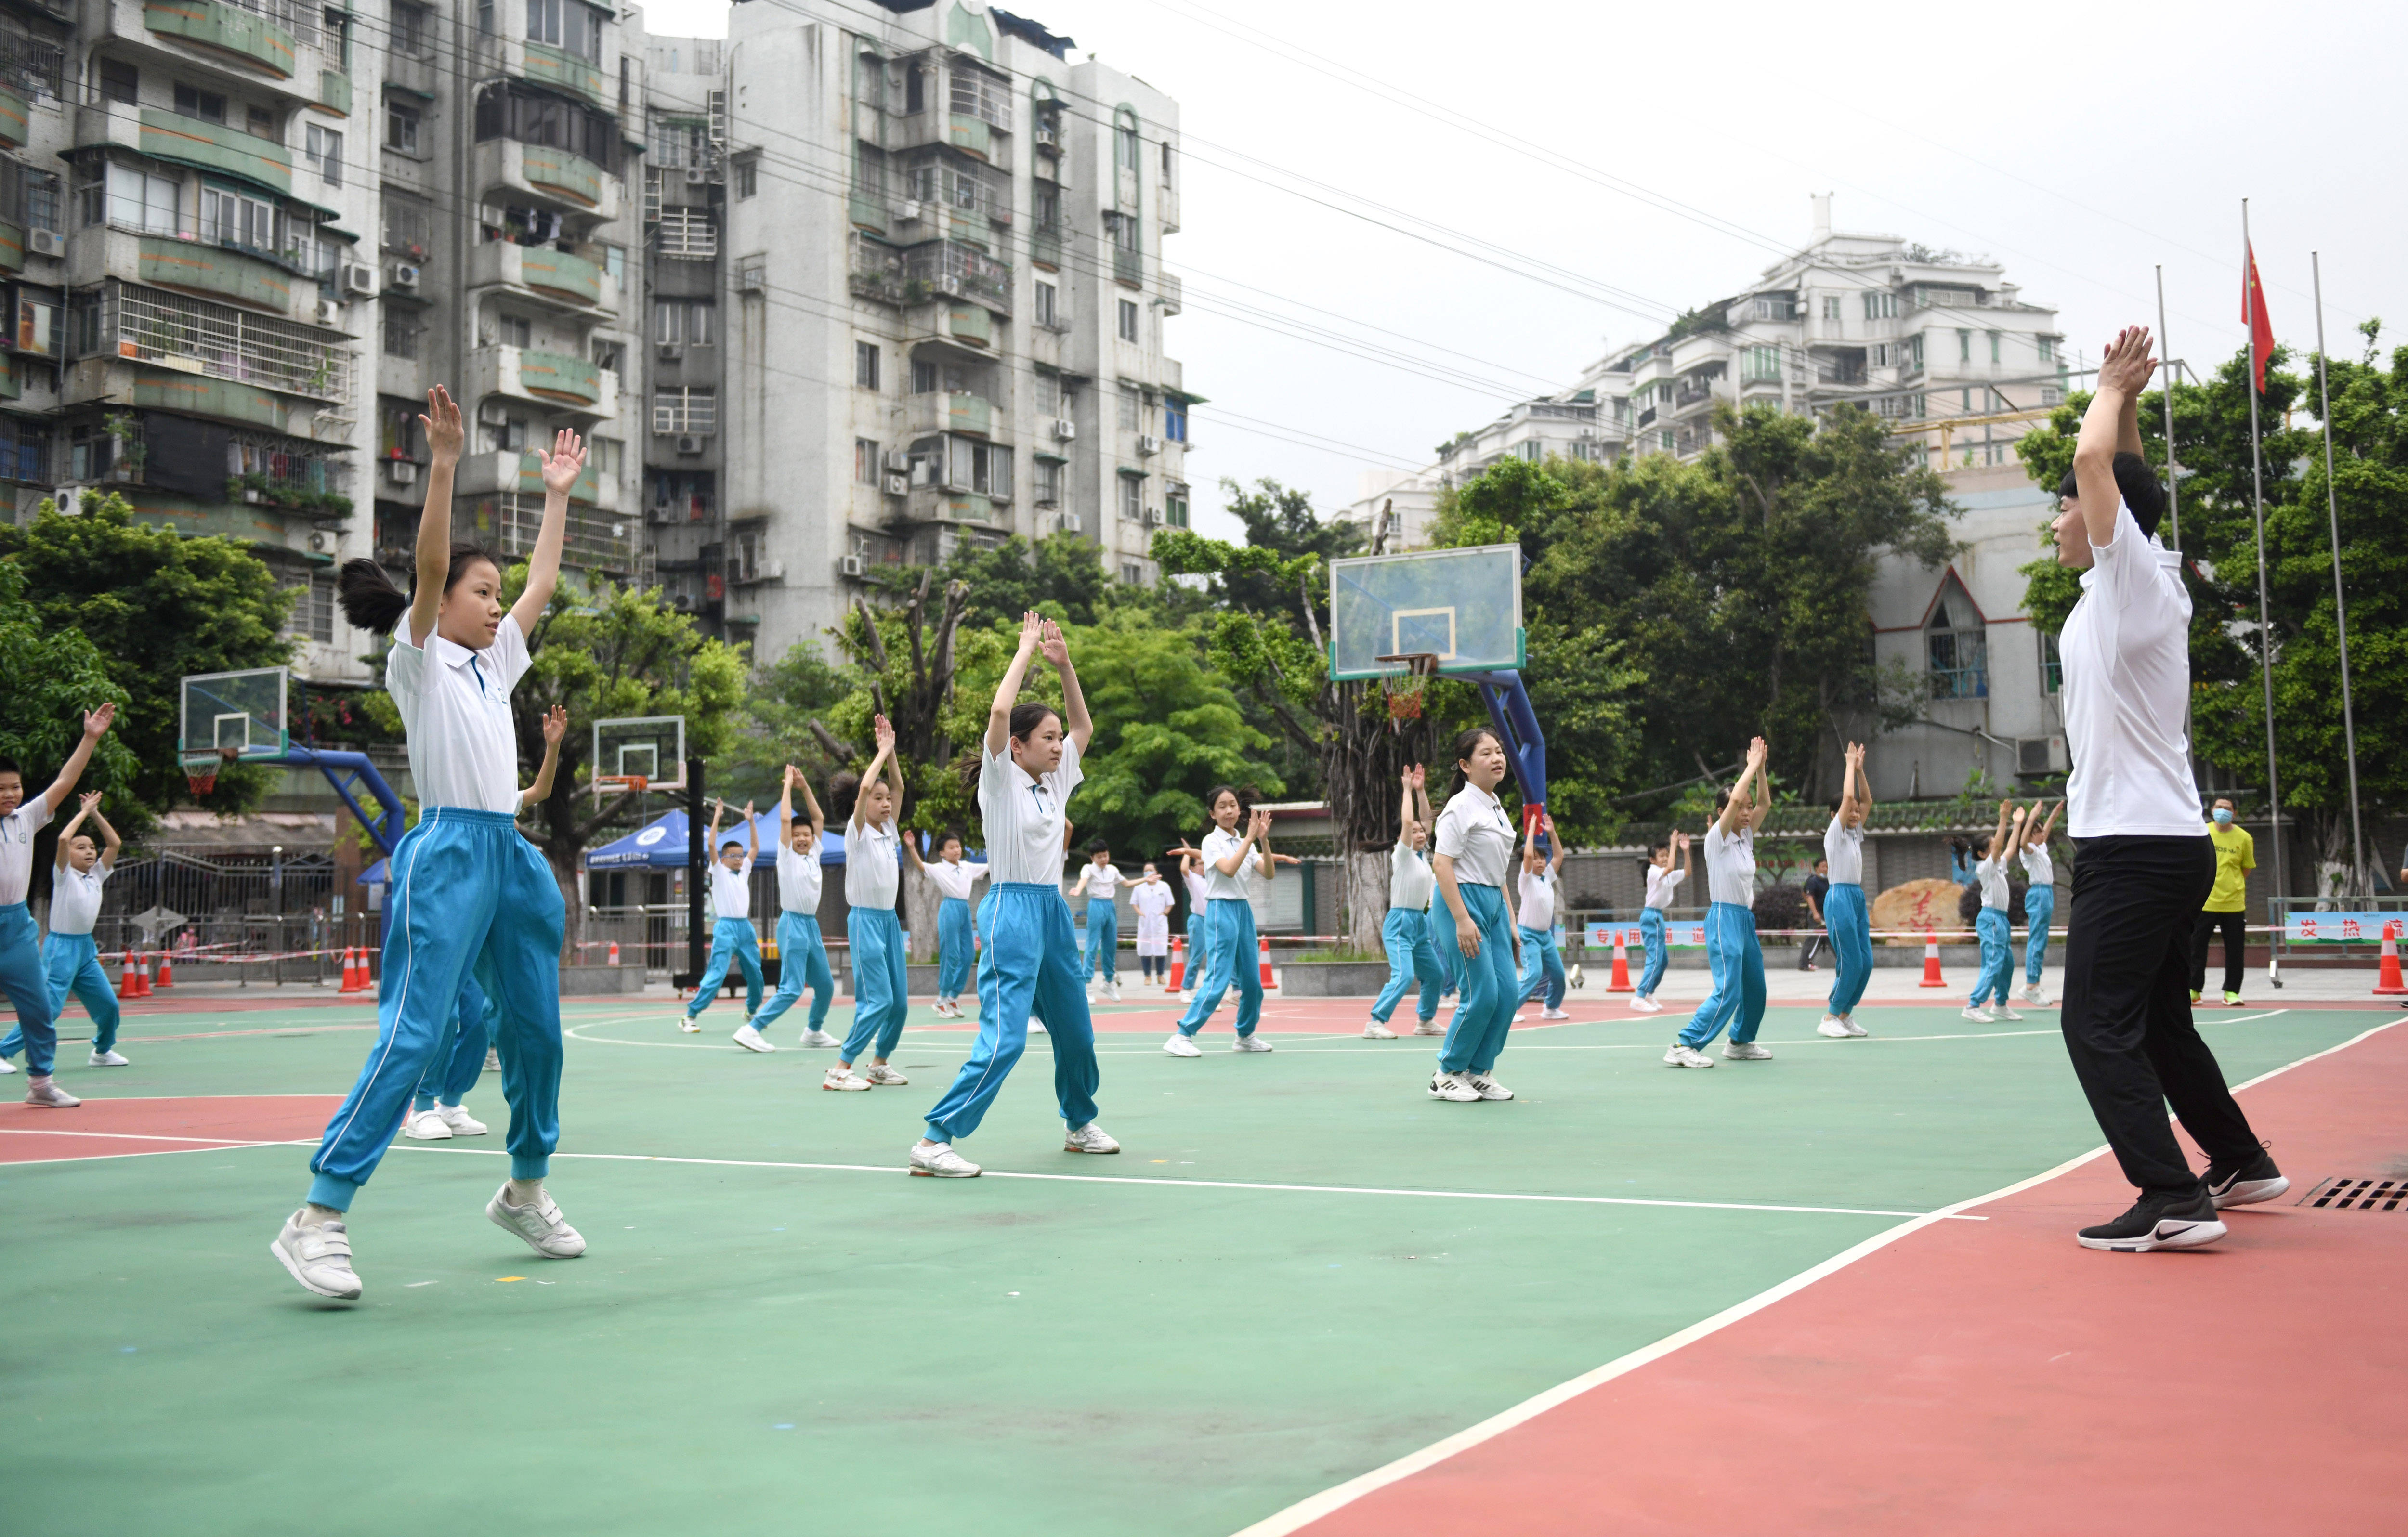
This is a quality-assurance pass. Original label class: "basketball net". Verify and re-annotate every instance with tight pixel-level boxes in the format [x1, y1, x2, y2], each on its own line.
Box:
[186, 746, 239, 797]
[1375, 653, 1441, 731]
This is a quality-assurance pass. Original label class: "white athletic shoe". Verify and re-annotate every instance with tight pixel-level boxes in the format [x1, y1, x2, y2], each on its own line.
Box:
[931, 1000, 958, 1020]
[798, 1029, 839, 1049]
[822, 1067, 872, 1091]
[1991, 1003, 2025, 1021]
[1412, 1020, 1447, 1036]
[88, 1049, 131, 1066]
[1231, 1034, 1273, 1053]
[1163, 1033, 1201, 1058]
[24, 1077, 79, 1107]
[1178, 990, 1195, 1004]
[271, 1211, 362, 1300]
[402, 1108, 453, 1141]
[1466, 1074, 1514, 1101]
[1567, 964, 1584, 989]
[1540, 1007, 1571, 1020]
[2020, 984, 2046, 1004]
[1838, 1016, 1868, 1038]
[1817, 1014, 1851, 1038]
[483, 1048, 500, 1072]
[1030, 1020, 1047, 1033]
[1961, 1005, 1996, 1023]
[863, 1064, 909, 1085]
[1629, 996, 1664, 1014]
[438, 1103, 488, 1136]
[1063, 1122, 1120, 1155]
[1663, 1044, 1715, 1068]
[1428, 1071, 1481, 1102]
[1107, 981, 1121, 1002]
[0, 1056, 15, 1073]
[1362, 1021, 1399, 1040]
[910, 1140, 981, 1177]
[676, 1014, 701, 1034]
[486, 1184, 586, 1258]
[1723, 1041, 1772, 1061]
[732, 1023, 776, 1054]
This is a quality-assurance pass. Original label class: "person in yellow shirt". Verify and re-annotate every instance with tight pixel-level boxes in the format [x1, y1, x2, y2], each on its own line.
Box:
[2190, 797, 2253, 1005]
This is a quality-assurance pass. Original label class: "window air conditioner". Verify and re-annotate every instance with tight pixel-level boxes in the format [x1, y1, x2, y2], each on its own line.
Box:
[1033, 125, 1058, 149]
[882, 450, 911, 472]
[26, 228, 62, 258]
[1136, 434, 1162, 456]
[385, 460, 418, 487]
[1049, 417, 1075, 442]
[881, 471, 908, 496]
[674, 434, 703, 455]
[312, 298, 342, 326]
[840, 553, 866, 578]
[656, 342, 681, 360]
[388, 262, 420, 292]
[341, 261, 378, 296]
[477, 400, 510, 425]
[1055, 512, 1081, 534]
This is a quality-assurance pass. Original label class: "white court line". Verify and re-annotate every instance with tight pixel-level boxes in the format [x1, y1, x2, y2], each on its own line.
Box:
[1223, 1010, 2395, 1537]
[383, 1142, 1972, 1221]
[0, 1128, 297, 1146]
[1100, 1011, 2295, 1055]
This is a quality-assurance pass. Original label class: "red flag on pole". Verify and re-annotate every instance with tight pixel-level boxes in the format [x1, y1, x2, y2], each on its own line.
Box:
[2242, 241, 2276, 392]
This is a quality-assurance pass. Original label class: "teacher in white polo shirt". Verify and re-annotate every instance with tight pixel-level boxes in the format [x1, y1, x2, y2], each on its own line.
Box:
[2052, 325, 2286, 1253]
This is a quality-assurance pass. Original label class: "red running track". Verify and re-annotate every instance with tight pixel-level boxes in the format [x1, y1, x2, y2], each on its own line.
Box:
[0, 1094, 342, 1163]
[1269, 1018, 2408, 1537]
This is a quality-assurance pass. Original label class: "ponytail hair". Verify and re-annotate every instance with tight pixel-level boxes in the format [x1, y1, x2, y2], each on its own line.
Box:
[337, 544, 503, 636]
[828, 770, 862, 822]
[1447, 727, 1503, 796]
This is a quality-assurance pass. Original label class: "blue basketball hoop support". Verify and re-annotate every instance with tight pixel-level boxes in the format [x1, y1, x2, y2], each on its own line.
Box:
[272, 748, 408, 858]
[1459, 669, 1547, 836]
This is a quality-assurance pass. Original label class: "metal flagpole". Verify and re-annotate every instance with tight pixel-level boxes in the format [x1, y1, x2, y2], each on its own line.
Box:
[2311, 250, 2368, 898]
[2155, 265, 2180, 548]
[2241, 199, 2286, 982]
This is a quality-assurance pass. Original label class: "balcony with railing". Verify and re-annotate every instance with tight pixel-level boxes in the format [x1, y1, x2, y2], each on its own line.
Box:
[75, 104, 295, 196]
[848, 232, 906, 305]
[904, 159, 1010, 227]
[98, 280, 354, 422]
[909, 390, 994, 440]
[464, 343, 615, 418]
[1672, 381, 1716, 411]
[1158, 271, 1181, 316]
[464, 491, 633, 573]
[138, 0, 319, 81]
[466, 239, 617, 316]
[902, 239, 1011, 316]
[946, 67, 1010, 159]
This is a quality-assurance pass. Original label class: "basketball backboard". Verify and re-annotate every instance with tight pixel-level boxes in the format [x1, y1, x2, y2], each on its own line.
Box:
[1328, 544, 1523, 680]
[592, 715, 686, 802]
[180, 668, 289, 770]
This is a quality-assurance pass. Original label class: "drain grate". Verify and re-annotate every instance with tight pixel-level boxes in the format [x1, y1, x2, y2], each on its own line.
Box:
[2296, 1177, 2408, 1211]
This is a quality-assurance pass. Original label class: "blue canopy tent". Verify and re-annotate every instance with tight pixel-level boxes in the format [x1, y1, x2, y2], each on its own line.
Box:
[587, 808, 843, 869]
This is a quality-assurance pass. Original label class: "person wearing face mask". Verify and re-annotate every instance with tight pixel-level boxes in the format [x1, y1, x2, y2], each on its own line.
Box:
[2190, 797, 2254, 1007]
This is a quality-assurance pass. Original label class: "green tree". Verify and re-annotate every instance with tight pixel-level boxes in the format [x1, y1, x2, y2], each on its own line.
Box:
[709, 643, 851, 809]
[0, 493, 293, 823]
[933, 532, 1112, 625]
[1217, 476, 1363, 621]
[0, 560, 139, 861]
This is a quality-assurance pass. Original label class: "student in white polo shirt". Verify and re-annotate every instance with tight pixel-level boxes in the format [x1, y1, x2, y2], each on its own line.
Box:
[826, 716, 912, 1092]
[750, 764, 838, 1046]
[1365, 767, 1446, 1040]
[275, 391, 586, 1302]
[1430, 727, 1522, 1102]
[2050, 326, 2280, 1253]
[912, 613, 1114, 1177]
[1514, 813, 1570, 1020]
[921, 826, 986, 1019]
[1667, 737, 1773, 1068]
[11, 790, 127, 1070]
[679, 796, 765, 1044]
[0, 703, 117, 1101]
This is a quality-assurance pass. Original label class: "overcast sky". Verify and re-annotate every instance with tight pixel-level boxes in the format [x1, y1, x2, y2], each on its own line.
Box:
[643, 0, 2407, 543]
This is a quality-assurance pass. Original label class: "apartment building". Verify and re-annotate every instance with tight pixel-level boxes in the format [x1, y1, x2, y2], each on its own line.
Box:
[629, 0, 1191, 662]
[0, 0, 640, 698]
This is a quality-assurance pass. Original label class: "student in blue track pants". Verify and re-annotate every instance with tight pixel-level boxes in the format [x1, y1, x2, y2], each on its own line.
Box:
[270, 396, 587, 1302]
[1669, 736, 1773, 1067]
[1366, 768, 1446, 1040]
[1965, 797, 2026, 1022]
[401, 703, 563, 1135]
[0, 704, 116, 1102]
[1165, 784, 1279, 1056]
[826, 716, 913, 1091]
[921, 827, 985, 1019]
[1, 788, 125, 1074]
[1631, 833, 1690, 1013]
[1072, 839, 1124, 998]
[913, 612, 1113, 1176]
[1817, 741, 1875, 1040]
[1515, 814, 1569, 1017]
[751, 764, 838, 1045]
[2016, 798, 2061, 1004]
[681, 796, 765, 1039]
[1430, 727, 1522, 1100]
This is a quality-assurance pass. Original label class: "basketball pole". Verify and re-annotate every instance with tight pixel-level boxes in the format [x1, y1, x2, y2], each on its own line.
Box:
[679, 755, 707, 990]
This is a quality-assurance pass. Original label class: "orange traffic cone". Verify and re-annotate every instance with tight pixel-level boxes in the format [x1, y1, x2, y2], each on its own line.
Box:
[1917, 930, 1947, 988]
[153, 949, 173, 988]
[339, 946, 367, 995]
[2376, 921, 2407, 997]
[1258, 936, 1277, 990]
[607, 940, 621, 967]
[1167, 937, 1186, 991]
[119, 950, 139, 997]
[1607, 928, 1635, 992]
[131, 953, 153, 997]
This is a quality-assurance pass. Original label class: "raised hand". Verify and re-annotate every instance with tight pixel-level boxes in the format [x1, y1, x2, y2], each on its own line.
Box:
[1407, 763, 1425, 789]
[83, 702, 116, 739]
[538, 429, 586, 495]
[539, 703, 567, 745]
[420, 385, 463, 463]
[2097, 326, 2158, 396]
[1016, 610, 1044, 656]
[1746, 736, 1768, 767]
[1037, 619, 1069, 668]
[77, 789, 101, 814]
[742, 801, 755, 819]
[784, 764, 800, 790]
[873, 714, 897, 754]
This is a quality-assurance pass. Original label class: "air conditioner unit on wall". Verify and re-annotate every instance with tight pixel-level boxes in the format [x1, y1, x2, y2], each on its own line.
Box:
[840, 553, 865, 578]
[387, 262, 419, 292]
[341, 261, 378, 297]
[881, 471, 907, 496]
[882, 449, 911, 472]
[1055, 512, 1081, 534]
[675, 434, 703, 455]
[684, 167, 707, 185]
[477, 399, 510, 425]
[1136, 435, 1162, 456]
[385, 460, 418, 487]
[2016, 736, 2068, 776]
[656, 342, 681, 360]
[312, 298, 342, 326]
[1049, 418, 1075, 442]
[26, 228, 62, 258]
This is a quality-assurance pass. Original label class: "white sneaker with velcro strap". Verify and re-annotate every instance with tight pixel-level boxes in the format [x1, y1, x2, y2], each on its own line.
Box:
[1063, 1122, 1120, 1154]
[271, 1211, 363, 1300]
[486, 1184, 586, 1258]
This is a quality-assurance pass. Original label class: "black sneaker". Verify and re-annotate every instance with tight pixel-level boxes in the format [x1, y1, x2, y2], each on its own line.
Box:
[2076, 1189, 2227, 1252]
[2204, 1147, 2290, 1208]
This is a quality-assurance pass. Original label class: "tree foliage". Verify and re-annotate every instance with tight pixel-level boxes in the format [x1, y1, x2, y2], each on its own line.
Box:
[0, 493, 293, 824]
[0, 560, 139, 851]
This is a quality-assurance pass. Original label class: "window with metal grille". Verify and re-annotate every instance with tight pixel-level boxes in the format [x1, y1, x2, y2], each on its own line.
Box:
[948, 66, 1010, 130]
[1861, 291, 1898, 320]
[286, 572, 335, 642]
[390, 1, 432, 56]
[526, 0, 603, 62]
[1033, 458, 1060, 507]
[104, 281, 354, 401]
[657, 209, 716, 259]
[654, 299, 712, 346]
[652, 386, 717, 435]
[0, 415, 46, 483]
[1926, 581, 1989, 700]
